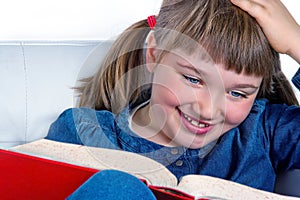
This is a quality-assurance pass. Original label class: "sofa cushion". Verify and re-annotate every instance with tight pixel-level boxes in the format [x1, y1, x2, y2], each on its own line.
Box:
[0, 41, 106, 147]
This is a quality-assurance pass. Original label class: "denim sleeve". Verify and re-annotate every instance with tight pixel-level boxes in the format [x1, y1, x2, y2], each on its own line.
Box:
[292, 68, 300, 90]
[46, 108, 84, 145]
[268, 67, 300, 172]
[265, 103, 300, 173]
[46, 108, 120, 149]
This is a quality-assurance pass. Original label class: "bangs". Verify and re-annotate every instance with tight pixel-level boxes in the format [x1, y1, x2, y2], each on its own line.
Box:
[199, 7, 277, 77]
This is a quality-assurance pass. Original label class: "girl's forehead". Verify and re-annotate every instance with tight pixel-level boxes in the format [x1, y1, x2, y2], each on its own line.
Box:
[167, 47, 214, 65]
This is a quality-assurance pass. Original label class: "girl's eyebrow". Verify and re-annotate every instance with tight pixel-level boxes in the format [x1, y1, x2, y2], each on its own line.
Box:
[176, 60, 205, 76]
[233, 84, 259, 89]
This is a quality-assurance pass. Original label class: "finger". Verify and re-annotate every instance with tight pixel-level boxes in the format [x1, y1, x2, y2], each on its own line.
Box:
[230, 0, 271, 27]
[230, 0, 266, 19]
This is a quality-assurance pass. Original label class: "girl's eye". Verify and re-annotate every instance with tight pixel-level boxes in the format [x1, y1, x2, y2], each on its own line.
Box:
[183, 75, 203, 85]
[229, 91, 247, 99]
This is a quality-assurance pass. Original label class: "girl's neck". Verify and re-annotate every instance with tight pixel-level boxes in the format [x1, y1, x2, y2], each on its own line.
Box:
[131, 102, 175, 147]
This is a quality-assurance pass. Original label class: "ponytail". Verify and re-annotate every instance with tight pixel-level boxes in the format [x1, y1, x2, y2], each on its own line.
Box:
[258, 72, 299, 106]
[77, 19, 152, 113]
[258, 54, 299, 106]
[271, 71, 299, 106]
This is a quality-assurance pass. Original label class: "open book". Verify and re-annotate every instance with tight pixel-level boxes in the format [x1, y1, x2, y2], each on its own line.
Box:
[10, 139, 300, 200]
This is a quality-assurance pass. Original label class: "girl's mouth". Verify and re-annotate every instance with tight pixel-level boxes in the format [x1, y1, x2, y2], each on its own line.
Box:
[178, 109, 213, 135]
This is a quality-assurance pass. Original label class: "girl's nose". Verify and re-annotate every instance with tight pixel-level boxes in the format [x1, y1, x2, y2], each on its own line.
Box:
[191, 89, 225, 120]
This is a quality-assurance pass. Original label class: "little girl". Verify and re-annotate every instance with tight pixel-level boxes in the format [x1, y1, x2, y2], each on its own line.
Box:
[46, 0, 300, 195]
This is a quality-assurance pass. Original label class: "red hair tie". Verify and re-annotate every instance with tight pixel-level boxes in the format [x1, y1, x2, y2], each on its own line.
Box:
[147, 15, 156, 30]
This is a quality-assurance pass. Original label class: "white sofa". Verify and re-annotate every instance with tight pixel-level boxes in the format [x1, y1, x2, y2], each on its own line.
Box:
[0, 40, 299, 197]
[0, 40, 112, 148]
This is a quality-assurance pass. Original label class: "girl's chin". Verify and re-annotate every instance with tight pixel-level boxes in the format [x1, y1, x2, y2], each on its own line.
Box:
[171, 136, 209, 149]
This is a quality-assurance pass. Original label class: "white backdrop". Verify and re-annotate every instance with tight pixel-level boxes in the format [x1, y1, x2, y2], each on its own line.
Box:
[0, 0, 298, 41]
[0, 0, 162, 41]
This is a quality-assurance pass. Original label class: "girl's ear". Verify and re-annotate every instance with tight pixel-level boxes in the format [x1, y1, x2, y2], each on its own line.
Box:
[146, 32, 157, 73]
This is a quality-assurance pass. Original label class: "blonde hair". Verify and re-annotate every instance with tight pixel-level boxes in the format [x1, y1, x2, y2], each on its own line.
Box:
[77, 0, 298, 113]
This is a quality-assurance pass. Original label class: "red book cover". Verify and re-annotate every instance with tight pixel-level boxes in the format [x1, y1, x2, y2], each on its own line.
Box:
[0, 149, 99, 199]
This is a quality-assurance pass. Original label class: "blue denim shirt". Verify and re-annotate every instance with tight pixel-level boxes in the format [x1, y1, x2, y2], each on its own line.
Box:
[46, 68, 300, 192]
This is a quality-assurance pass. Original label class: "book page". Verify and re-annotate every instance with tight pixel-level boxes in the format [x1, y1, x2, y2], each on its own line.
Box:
[10, 139, 177, 188]
[176, 175, 300, 200]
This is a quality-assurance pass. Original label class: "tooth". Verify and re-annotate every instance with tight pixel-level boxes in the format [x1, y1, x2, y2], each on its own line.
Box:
[191, 120, 198, 126]
[198, 123, 205, 128]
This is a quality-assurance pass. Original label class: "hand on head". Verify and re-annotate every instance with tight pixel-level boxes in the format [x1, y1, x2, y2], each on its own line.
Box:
[231, 0, 300, 63]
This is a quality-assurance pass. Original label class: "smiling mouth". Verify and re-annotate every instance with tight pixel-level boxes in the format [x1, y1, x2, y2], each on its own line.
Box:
[178, 109, 212, 135]
[182, 113, 210, 128]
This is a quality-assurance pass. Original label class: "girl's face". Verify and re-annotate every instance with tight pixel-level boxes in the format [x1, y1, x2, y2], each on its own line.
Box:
[133, 42, 262, 149]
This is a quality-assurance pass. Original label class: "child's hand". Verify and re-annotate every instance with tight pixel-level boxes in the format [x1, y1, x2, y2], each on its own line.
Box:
[231, 0, 300, 63]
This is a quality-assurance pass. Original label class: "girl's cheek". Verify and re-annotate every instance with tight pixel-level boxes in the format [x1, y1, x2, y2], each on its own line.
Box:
[225, 103, 252, 125]
[152, 77, 191, 106]
[151, 84, 181, 106]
